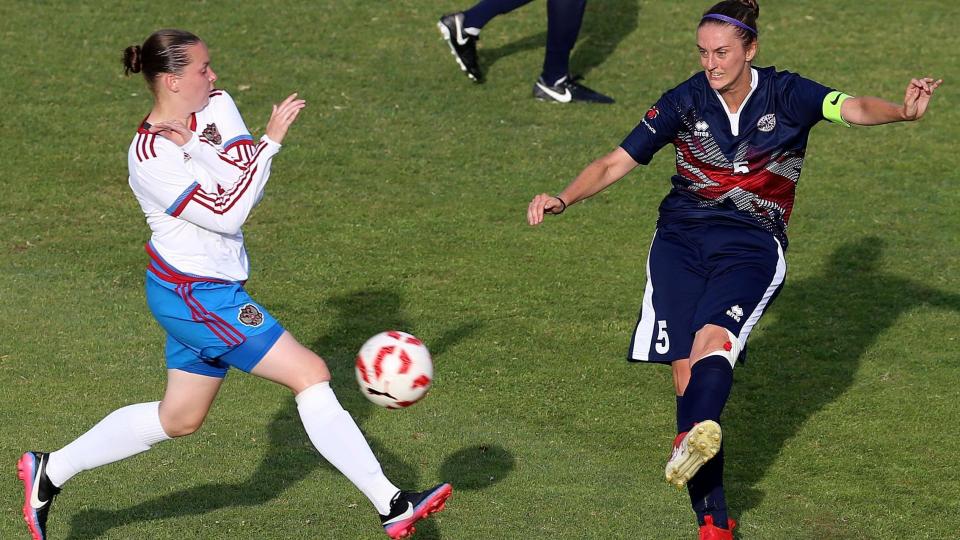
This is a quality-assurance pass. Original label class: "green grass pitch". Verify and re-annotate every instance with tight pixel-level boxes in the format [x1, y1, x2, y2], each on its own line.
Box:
[2, 1, 958, 538]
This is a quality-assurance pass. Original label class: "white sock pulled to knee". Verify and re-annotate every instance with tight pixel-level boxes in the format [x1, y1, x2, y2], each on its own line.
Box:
[296, 382, 399, 514]
[45, 401, 171, 488]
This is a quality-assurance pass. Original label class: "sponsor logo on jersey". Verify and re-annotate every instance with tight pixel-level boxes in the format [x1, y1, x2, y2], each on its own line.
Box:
[202, 123, 222, 145]
[726, 305, 743, 322]
[238, 303, 264, 327]
[183, 152, 191, 162]
[642, 119, 657, 134]
[694, 120, 710, 138]
[646, 106, 659, 120]
[757, 113, 777, 132]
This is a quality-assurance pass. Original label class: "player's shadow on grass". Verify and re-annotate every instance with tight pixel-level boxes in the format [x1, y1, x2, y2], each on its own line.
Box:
[481, 0, 639, 79]
[722, 237, 960, 517]
[65, 289, 490, 540]
[439, 444, 515, 491]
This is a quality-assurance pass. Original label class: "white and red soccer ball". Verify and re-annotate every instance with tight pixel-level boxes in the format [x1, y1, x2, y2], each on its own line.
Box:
[355, 331, 433, 409]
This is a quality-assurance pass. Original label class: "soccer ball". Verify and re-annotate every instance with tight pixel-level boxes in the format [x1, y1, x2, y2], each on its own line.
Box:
[355, 331, 433, 409]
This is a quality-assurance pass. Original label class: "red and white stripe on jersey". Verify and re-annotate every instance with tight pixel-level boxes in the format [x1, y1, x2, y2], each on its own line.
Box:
[197, 135, 250, 171]
[673, 132, 802, 225]
[170, 139, 270, 218]
[134, 131, 159, 162]
[226, 140, 256, 163]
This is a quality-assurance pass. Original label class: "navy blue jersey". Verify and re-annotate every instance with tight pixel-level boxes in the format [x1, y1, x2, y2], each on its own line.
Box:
[621, 66, 840, 248]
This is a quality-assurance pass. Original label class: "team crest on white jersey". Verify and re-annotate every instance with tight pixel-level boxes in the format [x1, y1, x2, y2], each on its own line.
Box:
[202, 123, 222, 145]
[757, 114, 776, 132]
[694, 120, 710, 138]
[726, 305, 743, 322]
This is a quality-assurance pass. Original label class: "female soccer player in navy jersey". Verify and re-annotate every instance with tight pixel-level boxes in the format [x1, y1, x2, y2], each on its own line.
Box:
[17, 29, 450, 540]
[527, 1, 940, 538]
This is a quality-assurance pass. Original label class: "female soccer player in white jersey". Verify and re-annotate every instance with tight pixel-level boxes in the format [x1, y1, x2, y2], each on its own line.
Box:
[17, 29, 451, 540]
[527, 1, 940, 538]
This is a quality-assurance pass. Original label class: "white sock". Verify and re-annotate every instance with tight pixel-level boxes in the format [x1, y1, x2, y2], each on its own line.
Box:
[296, 382, 399, 514]
[464, 27, 481, 36]
[45, 401, 171, 488]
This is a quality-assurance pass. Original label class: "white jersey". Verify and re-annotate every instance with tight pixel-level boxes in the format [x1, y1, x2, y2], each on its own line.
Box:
[128, 90, 281, 282]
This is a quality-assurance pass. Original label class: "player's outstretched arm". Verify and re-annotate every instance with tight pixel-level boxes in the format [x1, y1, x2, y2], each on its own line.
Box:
[527, 147, 638, 226]
[841, 77, 942, 126]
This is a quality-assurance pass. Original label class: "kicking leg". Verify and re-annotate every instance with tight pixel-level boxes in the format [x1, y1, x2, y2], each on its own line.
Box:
[251, 330, 400, 513]
[665, 324, 734, 487]
[676, 324, 738, 532]
[251, 331, 450, 538]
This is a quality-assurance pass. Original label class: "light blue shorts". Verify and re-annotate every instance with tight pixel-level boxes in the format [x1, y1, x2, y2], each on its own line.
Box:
[145, 270, 284, 378]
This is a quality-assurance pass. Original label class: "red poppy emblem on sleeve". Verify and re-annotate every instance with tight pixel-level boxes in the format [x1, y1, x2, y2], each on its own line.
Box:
[646, 106, 659, 120]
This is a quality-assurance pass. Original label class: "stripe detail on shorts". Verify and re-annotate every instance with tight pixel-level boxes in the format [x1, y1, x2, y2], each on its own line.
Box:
[630, 230, 659, 361]
[176, 283, 245, 347]
[735, 236, 787, 349]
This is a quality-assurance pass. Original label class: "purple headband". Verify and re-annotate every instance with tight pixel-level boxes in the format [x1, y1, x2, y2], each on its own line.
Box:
[701, 13, 758, 35]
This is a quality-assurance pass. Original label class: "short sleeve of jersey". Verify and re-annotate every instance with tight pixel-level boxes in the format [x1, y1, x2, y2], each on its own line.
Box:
[779, 72, 834, 128]
[619, 93, 683, 165]
[209, 90, 254, 152]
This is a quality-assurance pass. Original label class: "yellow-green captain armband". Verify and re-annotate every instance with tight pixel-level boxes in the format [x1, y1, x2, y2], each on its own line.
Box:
[823, 91, 853, 127]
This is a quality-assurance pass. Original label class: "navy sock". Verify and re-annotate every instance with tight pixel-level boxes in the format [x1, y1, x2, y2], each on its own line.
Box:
[679, 354, 733, 528]
[463, 0, 535, 30]
[689, 447, 728, 528]
[678, 355, 733, 428]
[676, 395, 686, 433]
[541, 0, 587, 85]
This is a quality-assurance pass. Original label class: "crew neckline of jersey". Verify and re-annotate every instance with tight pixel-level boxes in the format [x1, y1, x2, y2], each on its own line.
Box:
[712, 67, 759, 137]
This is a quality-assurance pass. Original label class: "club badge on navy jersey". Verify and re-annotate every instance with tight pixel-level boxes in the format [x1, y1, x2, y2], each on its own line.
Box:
[757, 114, 777, 132]
[202, 123, 222, 145]
[238, 304, 264, 327]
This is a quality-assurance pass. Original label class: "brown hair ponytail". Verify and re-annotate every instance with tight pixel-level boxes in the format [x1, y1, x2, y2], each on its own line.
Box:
[121, 29, 201, 90]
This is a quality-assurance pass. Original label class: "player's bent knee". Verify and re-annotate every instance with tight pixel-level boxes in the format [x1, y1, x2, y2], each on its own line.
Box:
[692, 325, 741, 368]
[159, 415, 205, 437]
[158, 404, 210, 437]
[280, 354, 331, 394]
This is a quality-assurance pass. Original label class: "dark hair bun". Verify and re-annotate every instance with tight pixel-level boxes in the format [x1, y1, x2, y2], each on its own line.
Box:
[123, 45, 142, 75]
[738, 0, 759, 17]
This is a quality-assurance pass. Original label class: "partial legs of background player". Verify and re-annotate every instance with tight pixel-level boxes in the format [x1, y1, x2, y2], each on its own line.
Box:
[670, 323, 736, 534]
[438, 0, 614, 103]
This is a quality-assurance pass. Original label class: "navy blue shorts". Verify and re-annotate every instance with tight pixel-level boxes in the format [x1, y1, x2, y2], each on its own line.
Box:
[145, 270, 285, 378]
[628, 220, 786, 365]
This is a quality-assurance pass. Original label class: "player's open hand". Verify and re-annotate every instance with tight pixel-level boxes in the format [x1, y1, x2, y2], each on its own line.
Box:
[902, 77, 942, 121]
[148, 120, 192, 146]
[527, 193, 566, 225]
[265, 93, 307, 144]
